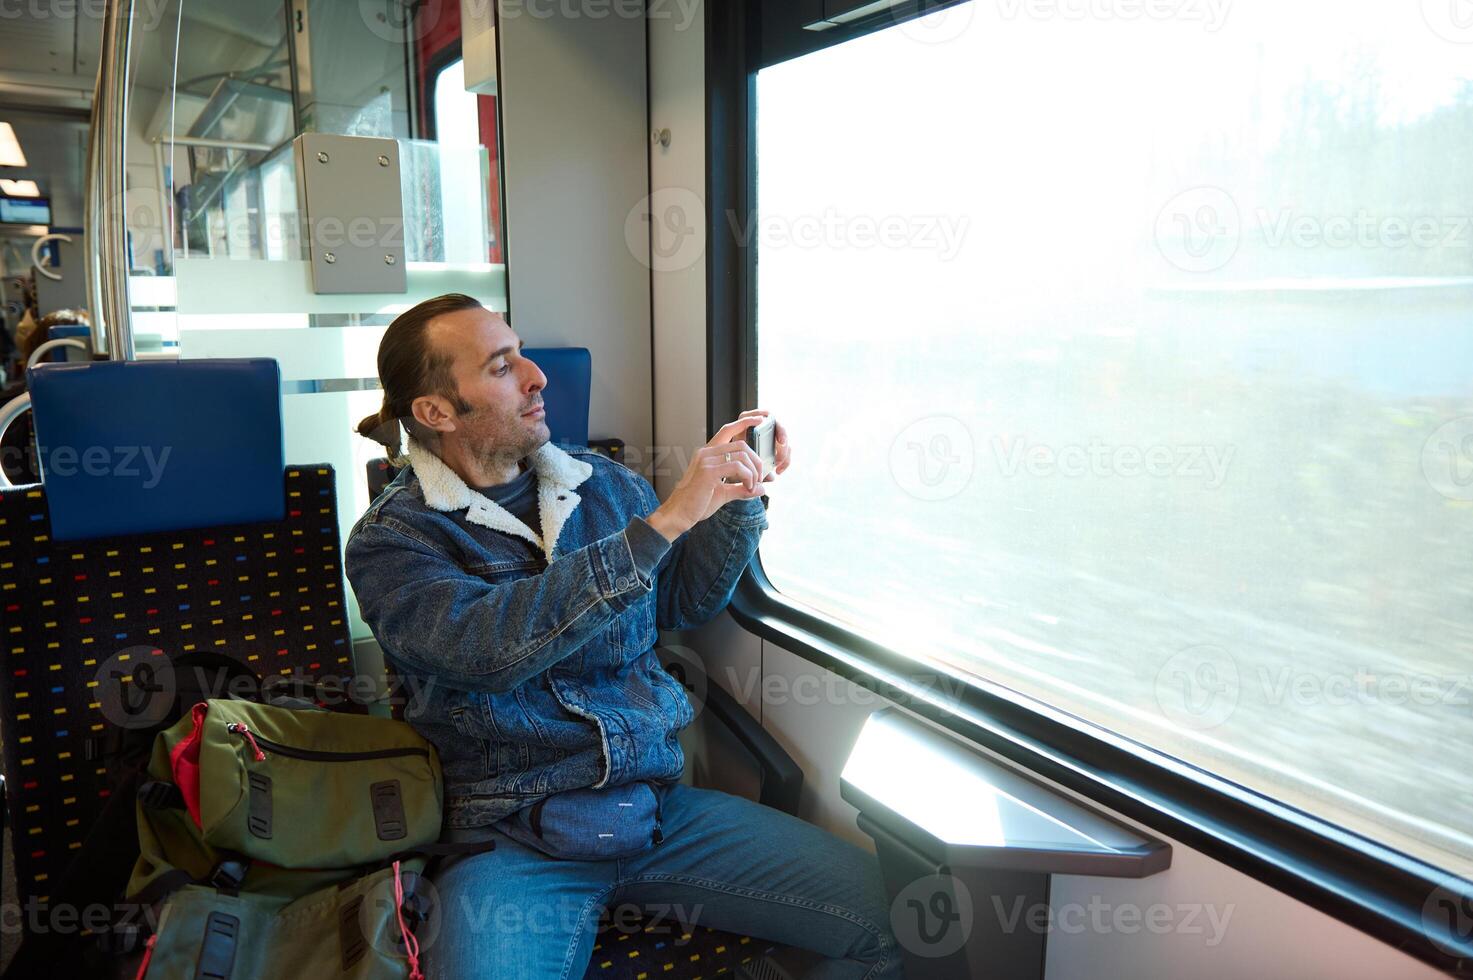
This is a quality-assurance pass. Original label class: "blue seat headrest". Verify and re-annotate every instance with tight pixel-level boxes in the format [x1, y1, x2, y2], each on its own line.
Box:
[27, 359, 286, 542]
[522, 348, 591, 447]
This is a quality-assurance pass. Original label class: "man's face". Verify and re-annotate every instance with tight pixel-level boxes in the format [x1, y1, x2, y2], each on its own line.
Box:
[427, 307, 550, 464]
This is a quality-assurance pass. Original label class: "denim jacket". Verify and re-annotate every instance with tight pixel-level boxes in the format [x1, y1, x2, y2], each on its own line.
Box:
[344, 439, 768, 829]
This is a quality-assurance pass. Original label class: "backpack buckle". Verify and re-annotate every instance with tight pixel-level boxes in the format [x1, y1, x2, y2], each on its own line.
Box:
[401, 891, 432, 926]
[138, 780, 185, 810]
[398, 872, 432, 926]
[208, 859, 249, 895]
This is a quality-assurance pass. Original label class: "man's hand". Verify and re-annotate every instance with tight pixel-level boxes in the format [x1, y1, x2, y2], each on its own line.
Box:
[646, 410, 791, 542]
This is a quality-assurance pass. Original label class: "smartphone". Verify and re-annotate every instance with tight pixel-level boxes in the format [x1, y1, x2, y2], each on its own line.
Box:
[745, 417, 777, 478]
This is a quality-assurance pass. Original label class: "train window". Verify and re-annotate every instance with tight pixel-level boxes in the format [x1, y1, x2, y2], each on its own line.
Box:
[433, 60, 481, 149]
[754, 0, 1473, 878]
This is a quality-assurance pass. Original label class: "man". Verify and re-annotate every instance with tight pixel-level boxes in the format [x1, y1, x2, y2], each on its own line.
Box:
[345, 294, 902, 979]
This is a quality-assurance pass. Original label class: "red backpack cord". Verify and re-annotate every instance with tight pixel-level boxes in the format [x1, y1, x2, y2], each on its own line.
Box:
[134, 934, 157, 980]
[393, 860, 425, 980]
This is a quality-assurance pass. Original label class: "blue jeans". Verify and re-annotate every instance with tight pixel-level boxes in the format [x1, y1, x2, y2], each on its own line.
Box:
[425, 784, 904, 979]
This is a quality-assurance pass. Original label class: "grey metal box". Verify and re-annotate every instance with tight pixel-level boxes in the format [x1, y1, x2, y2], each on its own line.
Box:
[293, 133, 408, 295]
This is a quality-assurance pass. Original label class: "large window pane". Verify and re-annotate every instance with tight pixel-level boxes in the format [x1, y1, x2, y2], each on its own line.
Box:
[756, 1, 1473, 878]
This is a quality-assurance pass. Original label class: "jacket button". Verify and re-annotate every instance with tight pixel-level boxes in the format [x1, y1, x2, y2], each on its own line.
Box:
[616, 575, 633, 590]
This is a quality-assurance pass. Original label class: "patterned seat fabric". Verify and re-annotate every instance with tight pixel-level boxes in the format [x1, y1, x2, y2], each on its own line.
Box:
[589, 916, 778, 980]
[0, 464, 354, 906]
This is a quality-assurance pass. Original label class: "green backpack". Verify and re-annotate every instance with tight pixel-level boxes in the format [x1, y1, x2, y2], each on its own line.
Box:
[126, 697, 473, 980]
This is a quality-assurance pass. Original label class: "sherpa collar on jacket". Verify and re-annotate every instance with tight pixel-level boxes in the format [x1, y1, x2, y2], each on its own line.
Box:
[406, 438, 594, 560]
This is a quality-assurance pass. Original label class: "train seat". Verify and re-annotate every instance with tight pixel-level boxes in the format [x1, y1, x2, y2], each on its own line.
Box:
[0, 358, 355, 922]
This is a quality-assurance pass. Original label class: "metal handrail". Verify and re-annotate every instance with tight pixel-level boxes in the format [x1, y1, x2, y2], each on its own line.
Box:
[93, 0, 138, 361]
[0, 393, 31, 489]
[83, 90, 104, 352]
[27, 339, 88, 369]
[0, 341, 90, 489]
[30, 233, 73, 282]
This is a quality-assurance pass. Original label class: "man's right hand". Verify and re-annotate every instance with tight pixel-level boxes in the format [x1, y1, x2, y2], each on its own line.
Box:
[646, 411, 772, 543]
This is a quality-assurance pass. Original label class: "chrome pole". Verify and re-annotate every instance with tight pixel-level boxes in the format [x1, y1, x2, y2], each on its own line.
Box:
[94, 0, 138, 361]
[83, 87, 105, 353]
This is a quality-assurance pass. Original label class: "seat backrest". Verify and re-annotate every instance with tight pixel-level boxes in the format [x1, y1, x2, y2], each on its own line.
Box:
[28, 359, 286, 542]
[0, 359, 352, 908]
[523, 347, 592, 447]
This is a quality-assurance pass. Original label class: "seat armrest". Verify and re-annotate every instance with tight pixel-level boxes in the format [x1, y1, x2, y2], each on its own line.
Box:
[664, 663, 804, 816]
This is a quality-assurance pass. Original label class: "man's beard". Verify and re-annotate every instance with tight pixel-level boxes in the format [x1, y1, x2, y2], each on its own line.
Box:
[460, 400, 549, 472]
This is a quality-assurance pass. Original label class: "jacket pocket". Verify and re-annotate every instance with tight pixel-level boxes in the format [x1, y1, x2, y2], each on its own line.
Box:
[450, 701, 498, 780]
[619, 593, 656, 668]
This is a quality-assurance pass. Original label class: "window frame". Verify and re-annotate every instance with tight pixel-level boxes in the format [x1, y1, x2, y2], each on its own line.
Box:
[704, 2, 1473, 975]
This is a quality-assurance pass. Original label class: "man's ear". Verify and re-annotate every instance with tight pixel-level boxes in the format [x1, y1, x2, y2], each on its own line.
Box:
[411, 395, 457, 435]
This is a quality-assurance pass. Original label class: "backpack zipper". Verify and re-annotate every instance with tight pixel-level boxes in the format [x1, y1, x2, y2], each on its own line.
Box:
[225, 722, 430, 763]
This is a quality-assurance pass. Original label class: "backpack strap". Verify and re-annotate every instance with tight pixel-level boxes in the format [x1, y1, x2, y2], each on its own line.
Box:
[138, 780, 186, 810]
[126, 868, 199, 908]
[381, 839, 497, 863]
[126, 854, 251, 910]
